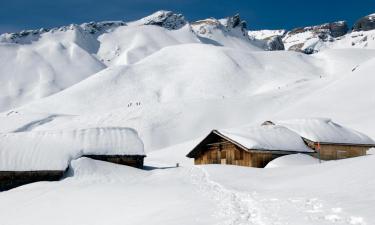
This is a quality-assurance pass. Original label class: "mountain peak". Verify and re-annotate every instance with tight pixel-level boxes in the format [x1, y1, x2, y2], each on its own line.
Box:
[353, 13, 375, 31]
[0, 21, 126, 44]
[140, 10, 187, 30]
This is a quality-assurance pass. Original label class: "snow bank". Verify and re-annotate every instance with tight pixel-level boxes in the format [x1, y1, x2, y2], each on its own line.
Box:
[265, 153, 321, 168]
[276, 118, 375, 145]
[0, 127, 144, 171]
[218, 125, 313, 152]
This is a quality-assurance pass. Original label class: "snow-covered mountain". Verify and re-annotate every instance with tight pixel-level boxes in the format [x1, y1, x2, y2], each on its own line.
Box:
[1, 10, 375, 150]
[1, 10, 375, 225]
[249, 12, 375, 54]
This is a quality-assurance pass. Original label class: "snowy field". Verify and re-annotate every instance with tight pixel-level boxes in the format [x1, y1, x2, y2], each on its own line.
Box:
[0, 147, 374, 225]
[1, 10, 375, 225]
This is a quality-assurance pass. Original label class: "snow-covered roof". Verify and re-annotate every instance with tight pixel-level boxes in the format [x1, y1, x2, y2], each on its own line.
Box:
[275, 118, 375, 145]
[0, 127, 145, 171]
[217, 125, 314, 153]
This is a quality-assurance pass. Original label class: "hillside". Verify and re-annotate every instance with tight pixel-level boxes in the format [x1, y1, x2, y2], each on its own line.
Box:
[0, 10, 375, 225]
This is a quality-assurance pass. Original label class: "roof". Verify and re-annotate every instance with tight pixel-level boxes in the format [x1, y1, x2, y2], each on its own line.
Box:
[187, 124, 314, 158]
[0, 127, 145, 171]
[218, 125, 314, 153]
[275, 118, 375, 146]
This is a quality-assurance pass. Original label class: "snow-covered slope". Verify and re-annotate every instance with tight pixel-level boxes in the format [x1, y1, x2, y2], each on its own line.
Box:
[0, 11, 265, 112]
[1, 10, 375, 225]
[191, 14, 261, 51]
[274, 50, 375, 137]
[246, 13, 375, 55]
[0, 33, 105, 111]
[8, 45, 324, 149]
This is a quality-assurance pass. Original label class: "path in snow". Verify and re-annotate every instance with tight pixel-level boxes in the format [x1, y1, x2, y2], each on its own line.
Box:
[188, 166, 266, 225]
[188, 165, 367, 225]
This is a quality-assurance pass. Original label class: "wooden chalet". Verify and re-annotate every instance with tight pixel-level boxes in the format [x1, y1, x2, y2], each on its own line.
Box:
[0, 127, 146, 191]
[187, 125, 314, 168]
[187, 118, 375, 167]
[274, 118, 375, 160]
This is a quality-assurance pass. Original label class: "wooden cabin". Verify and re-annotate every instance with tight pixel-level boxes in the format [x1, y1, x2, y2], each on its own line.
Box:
[187, 126, 315, 168]
[302, 140, 372, 160]
[187, 118, 375, 167]
[0, 127, 146, 191]
[274, 118, 375, 160]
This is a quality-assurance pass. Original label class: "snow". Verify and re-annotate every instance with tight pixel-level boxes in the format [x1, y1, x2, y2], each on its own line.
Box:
[218, 125, 314, 152]
[0, 142, 374, 225]
[0, 10, 375, 225]
[0, 127, 144, 171]
[265, 153, 321, 168]
[248, 29, 286, 40]
[275, 118, 375, 145]
[0, 29, 105, 112]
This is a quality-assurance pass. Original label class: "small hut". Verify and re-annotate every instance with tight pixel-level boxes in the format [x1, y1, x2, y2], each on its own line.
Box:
[0, 127, 145, 191]
[187, 118, 375, 167]
[187, 125, 314, 168]
[274, 118, 375, 160]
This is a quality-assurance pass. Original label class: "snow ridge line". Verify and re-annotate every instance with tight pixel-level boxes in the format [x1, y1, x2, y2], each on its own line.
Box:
[188, 166, 265, 225]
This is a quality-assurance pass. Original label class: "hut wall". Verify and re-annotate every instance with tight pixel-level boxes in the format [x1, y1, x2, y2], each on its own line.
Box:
[194, 140, 281, 168]
[83, 155, 145, 168]
[306, 141, 369, 160]
[0, 170, 64, 192]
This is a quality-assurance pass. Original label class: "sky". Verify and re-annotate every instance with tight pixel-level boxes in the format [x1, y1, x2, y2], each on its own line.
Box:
[0, 0, 374, 34]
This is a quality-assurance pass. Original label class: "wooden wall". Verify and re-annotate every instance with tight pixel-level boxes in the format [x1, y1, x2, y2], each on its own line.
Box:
[305, 140, 369, 160]
[0, 170, 64, 192]
[84, 155, 145, 168]
[194, 140, 280, 168]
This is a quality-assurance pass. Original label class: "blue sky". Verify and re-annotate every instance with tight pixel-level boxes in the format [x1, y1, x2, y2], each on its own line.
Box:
[0, 0, 374, 33]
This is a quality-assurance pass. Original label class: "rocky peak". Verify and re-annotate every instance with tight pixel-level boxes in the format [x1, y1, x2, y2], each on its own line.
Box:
[225, 14, 247, 31]
[288, 21, 348, 39]
[191, 14, 248, 37]
[283, 21, 349, 54]
[0, 21, 126, 44]
[353, 13, 375, 31]
[141, 10, 187, 30]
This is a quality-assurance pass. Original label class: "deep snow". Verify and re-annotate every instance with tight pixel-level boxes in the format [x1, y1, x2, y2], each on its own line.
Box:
[1, 10, 375, 225]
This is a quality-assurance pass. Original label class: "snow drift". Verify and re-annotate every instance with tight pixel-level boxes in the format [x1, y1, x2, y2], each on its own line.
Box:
[0, 127, 144, 171]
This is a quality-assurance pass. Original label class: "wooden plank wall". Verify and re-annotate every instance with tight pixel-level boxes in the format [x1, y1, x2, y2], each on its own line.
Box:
[304, 140, 369, 160]
[194, 140, 278, 168]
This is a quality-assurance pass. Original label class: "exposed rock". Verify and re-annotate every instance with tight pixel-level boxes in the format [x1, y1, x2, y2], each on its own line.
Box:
[283, 21, 348, 53]
[288, 43, 304, 52]
[141, 10, 187, 30]
[265, 36, 285, 51]
[288, 21, 348, 39]
[226, 13, 247, 30]
[191, 18, 222, 36]
[353, 13, 375, 31]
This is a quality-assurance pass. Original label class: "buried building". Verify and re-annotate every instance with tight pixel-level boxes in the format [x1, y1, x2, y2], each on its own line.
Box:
[187, 118, 375, 167]
[0, 127, 145, 191]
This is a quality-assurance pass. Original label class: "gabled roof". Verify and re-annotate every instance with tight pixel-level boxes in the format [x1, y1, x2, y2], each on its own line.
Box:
[274, 118, 375, 146]
[187, 124, 314, 158]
